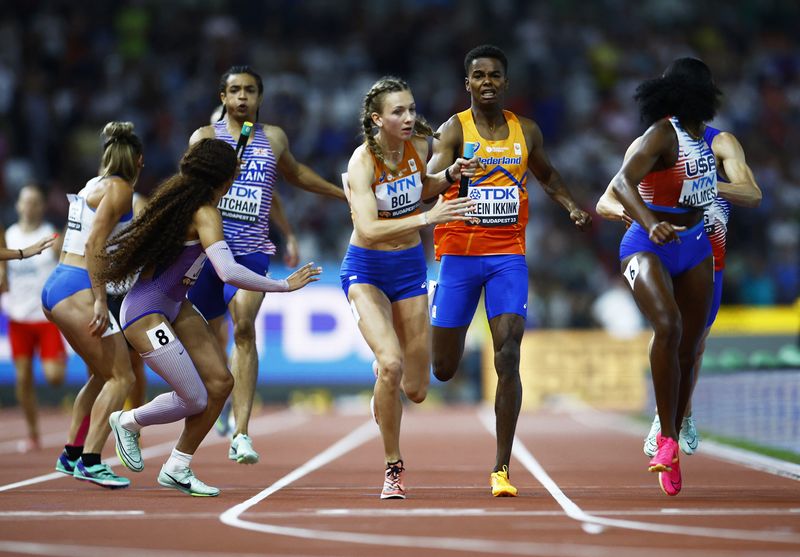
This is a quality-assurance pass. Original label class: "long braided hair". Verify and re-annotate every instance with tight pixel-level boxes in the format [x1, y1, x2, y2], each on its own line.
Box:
[98, 139, 238, 287]
[360, 76, 438, 171]
[635, 57, 722, 127]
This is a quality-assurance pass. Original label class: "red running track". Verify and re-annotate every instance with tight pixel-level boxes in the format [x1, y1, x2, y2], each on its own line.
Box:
[0, 404, 798, 557]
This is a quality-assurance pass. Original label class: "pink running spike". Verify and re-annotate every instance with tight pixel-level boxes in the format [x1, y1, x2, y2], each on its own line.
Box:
[648, 433, 679, 473]
[658, 458, 682, 496]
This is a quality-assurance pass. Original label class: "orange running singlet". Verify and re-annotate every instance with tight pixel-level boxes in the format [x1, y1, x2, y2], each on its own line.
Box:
[434, 109, 529, 259]
[369, 140, 425, 219]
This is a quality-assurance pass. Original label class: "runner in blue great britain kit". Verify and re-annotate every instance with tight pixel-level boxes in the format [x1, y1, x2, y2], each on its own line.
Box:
[187, 66, 345, 465]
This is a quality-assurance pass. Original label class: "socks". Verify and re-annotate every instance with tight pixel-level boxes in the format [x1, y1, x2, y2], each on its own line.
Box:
[386, 459, 404, 470]
[121, 410, 143, 433]
[135, 339, 207, 426]
[164, 448, 193, 473]
[81, 452, 101, 466]
[64, 444, 83, 461]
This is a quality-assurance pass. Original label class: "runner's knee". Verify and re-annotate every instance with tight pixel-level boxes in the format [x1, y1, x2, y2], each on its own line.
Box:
[432, 355, 458, 382]
[403, 375, 429, 403]
[206, 371, 234, 401]
[183, 388, 208, 415]
[376, 358, 403, 386]
[650, 311, 681, 349]
[110, 366, 136, 391]
[494, 340, 520, 377]
[232, 318, 257, 344]
[43, 363, 65, 387]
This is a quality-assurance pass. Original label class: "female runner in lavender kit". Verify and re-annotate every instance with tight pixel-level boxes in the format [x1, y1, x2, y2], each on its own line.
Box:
[101, 139, 320, 496]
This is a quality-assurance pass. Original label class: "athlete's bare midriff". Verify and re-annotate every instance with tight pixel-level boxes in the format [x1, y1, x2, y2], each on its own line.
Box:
[651, 208, 703, 229]
[349, 229, 421, 252]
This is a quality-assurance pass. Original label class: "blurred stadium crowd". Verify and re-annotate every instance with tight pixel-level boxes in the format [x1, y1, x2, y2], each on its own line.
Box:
[1, 0, 797, 328]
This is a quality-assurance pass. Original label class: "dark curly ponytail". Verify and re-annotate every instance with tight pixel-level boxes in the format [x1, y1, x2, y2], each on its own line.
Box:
[99, 139, 237, 286]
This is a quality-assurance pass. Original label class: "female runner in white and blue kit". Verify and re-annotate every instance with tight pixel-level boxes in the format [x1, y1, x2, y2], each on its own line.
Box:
[42, 122, 141, 489]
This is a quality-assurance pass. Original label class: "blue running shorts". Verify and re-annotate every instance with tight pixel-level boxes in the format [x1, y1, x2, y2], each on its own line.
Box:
[619, 221, 711, 277]
[187, 251, 270, 320]
[41, 264, 93, 312]
[339, 243, 427, 302]
[431, 254, 528, 328]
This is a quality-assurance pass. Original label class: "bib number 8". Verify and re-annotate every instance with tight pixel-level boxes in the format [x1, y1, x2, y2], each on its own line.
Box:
[146, 323, 176, 350]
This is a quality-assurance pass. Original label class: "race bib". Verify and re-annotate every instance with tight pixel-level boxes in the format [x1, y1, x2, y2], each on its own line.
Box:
[66, 194, 83, 231]
[624, 256, 640, 289]
[679, 173, 717, 209]
[218, 184, 262, 223]
[182, 254, 208, 287]
[62, 194, 86, 255]
[466, 186, 520, 226]
[703, 201, 726, 235]
[101, 311, 121, 338]
[146, 322, 175, 350]
[702, 210, 713, 235]
[375, 172, 422, 218]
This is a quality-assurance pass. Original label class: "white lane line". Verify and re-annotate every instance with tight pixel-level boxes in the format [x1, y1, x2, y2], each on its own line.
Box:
[0, 541, 319, 557]
[220, 420, 377, 522]
[696, 439, 800, 481]
[0, 511, 144, 517]
[0, 409, 309, 493]
[216, 521, 800, 557]
[5, 507, 799, 523]
[218, 420, 800, 557]
[0, 472, 66, 493]
[314, 507, 800, 518]
[477, 406, 800, 545]
[564, 405, 800, 481]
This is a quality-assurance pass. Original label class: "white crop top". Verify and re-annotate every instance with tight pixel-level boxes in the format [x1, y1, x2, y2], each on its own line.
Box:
[62, 176, 134, 256]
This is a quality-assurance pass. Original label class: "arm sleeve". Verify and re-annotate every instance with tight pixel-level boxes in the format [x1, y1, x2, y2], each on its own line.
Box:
[205, 241, 289, 293]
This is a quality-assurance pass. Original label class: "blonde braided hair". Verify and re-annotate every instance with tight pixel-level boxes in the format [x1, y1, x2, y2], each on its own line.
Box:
[360, 76, 439, 172]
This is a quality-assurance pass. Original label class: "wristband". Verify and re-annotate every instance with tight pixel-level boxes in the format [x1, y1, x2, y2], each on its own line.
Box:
[444, 167, 456, 184]
[17, 249, 23, 260]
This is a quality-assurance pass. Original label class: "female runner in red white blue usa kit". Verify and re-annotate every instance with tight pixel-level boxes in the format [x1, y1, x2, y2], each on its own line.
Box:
[603, 57, 722, 497]
[638, 123, 762, 459]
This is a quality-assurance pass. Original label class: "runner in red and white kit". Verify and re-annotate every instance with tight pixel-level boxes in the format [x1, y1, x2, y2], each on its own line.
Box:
[3, 185, 65, 452]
